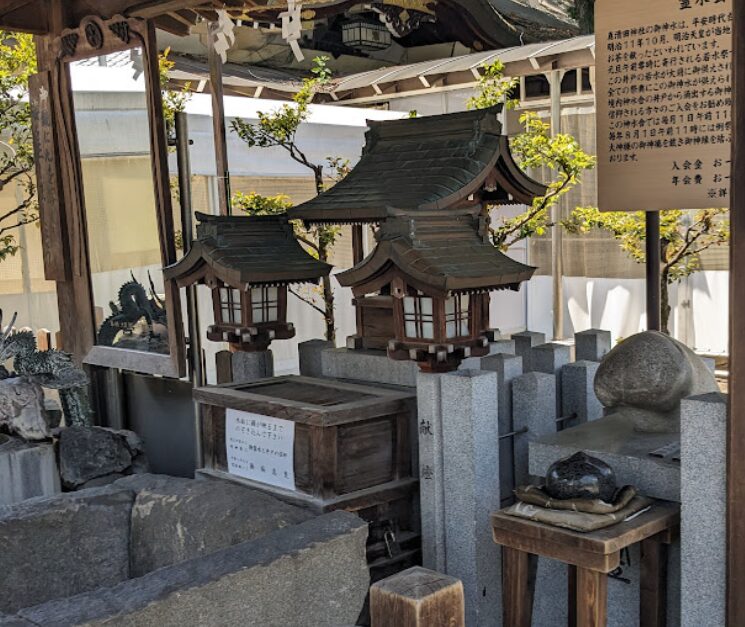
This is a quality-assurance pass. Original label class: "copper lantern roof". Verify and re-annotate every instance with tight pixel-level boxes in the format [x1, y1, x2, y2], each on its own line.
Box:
[338, 209, 536, 296]
[164, 212, 332, 288]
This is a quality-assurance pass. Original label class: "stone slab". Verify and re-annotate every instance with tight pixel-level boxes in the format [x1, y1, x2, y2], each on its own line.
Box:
[0, 485, 134, 614]
[123, 475, 313, 577]
[0, 438, 60, 506]
[18, 511, 370, 627]
[681, 393, 726, 627]
[529, 414, 681, 501]
[440, 370, 501, 627]
[322, 347, 418, 387]
[231, 350, 274, 383]
[297, 339, 333, 378]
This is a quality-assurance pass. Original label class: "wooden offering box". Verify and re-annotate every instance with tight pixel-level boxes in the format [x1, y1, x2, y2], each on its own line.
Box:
[194, 376, 416, 506]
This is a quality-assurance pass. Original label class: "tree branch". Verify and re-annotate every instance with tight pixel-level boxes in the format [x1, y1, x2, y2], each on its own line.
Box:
[288, 286, 325, 316]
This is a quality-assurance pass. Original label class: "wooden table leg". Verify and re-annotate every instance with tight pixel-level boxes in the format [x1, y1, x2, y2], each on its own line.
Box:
[568, 564, 577, 627]
[640, 536, 668, 627]
[502, 546, 537, 627]
[576, 567, 607, 627]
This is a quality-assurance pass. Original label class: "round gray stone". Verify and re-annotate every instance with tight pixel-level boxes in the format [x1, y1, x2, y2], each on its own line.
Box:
[594, 331, 718, 431]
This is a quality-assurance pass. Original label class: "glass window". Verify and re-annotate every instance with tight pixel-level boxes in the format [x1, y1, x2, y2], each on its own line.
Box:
[251, 286, 279, 324]
[220, 287, 242, 325]
[445, 294, 470, 339]
[403, 294, 434, 340]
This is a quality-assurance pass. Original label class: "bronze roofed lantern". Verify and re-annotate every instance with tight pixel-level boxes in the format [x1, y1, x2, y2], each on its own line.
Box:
[338, 209, 536, 372]
[164, 213, 331, 352]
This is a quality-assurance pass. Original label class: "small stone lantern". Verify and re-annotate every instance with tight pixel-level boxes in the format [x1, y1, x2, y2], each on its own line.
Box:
[164, 213, 331, 352]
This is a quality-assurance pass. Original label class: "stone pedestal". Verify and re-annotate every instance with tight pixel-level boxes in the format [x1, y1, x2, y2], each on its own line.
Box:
[681, 393, 726, 627]
[512, 372, 556, 486]
[298, 340, 334, 378]
[575, 329, 612, 362]
[440, 370, 501, 627]
[482, 354, 523, 505]
[0, 437, 60, 506]
[230, 351, 274, 384]
[562, 360, 603, 425]
[322, 348, 418, 387]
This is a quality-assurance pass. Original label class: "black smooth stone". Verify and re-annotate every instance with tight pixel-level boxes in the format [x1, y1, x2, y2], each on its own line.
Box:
[544, 451, 617, 502]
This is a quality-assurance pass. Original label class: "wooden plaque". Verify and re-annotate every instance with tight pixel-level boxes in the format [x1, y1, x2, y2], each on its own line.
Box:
[596, 0, 733, 211]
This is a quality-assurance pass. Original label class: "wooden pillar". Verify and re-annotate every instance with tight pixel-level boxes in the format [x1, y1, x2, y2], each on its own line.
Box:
[352, 224, 365, 265]
[32, 15, 96, 364]
[208, 22, 231, 216]
[549, 69, 565, 340]
[645, 211, 661, 332]
[729, 0, 745, 621]
[370, 566, 465, 627]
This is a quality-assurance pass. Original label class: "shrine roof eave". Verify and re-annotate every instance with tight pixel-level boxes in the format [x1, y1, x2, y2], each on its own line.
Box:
[288, 109, 547, 226]
[337, 237, 536, 296]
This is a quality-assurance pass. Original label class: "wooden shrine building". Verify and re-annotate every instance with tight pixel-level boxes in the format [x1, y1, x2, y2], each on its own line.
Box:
[164, 213, 331, 351]
[339, 209, 535, 371]
[288, 106, 547, 226]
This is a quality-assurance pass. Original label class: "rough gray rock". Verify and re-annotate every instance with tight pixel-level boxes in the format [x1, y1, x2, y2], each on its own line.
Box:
[0, 485, 134, 614]
[122, 475, 314, 577]
[0, 378, 49, 441]
[58, 427, 147, 489]
[594, 331, 718, 432]
[17, 511, 370, 627]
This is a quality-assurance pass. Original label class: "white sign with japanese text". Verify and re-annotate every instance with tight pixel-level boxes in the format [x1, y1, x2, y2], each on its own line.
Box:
[226, 408, 295, 490]
[597, 0, 732, 211]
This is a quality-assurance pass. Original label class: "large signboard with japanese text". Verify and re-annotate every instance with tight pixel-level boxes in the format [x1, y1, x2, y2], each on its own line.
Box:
[596, 0, 732, 211]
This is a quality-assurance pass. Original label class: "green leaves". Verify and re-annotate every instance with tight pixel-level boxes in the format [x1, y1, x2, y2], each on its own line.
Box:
[0, 31, 38, 261]
[159, 47, 191, 134]
[467, 60, 519, 111]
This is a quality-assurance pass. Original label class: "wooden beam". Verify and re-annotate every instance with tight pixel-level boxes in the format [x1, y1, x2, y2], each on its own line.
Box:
[0, 0, 33, 19]
[208, 20, 231, 216]
[729, 0, 745, 621]
[127, 0, 209, 19]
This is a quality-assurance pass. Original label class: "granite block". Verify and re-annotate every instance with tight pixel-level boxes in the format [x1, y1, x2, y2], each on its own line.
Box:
[482, 354, 523, 504]
[440, 370, 501, 627]
[512, 372, 556, 486]
[416, 371, 446, 572]
[575, 329, 612, 362]
[297, 339, 333, 378]
[322, 348, 417, 387]
[0, 438, 60, 506]
[231, 350, 274, 383]
[561, 360, 603, 425]
[512, 331, 546, 372]
[681, 393, 726, 627]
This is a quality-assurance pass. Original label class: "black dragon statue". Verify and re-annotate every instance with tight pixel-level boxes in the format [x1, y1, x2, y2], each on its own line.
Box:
[98, 272, 168, 354]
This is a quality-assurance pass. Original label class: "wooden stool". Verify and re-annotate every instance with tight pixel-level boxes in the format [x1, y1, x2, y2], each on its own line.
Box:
[491, 500, 679, 627]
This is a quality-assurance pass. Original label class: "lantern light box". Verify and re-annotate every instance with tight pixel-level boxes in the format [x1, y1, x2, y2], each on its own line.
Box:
[164, 213, 331, 352]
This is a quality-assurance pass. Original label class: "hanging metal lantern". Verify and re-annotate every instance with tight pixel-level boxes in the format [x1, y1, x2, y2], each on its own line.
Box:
[342, 17, 391, 51]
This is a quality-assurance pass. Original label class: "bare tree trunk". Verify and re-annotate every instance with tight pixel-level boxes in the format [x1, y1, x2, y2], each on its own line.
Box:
[313, 165, 336, 344]
[660, 267, 671, 336]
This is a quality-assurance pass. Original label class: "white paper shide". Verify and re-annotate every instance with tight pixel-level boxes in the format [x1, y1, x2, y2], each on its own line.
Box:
[226, 408, 295, 490]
